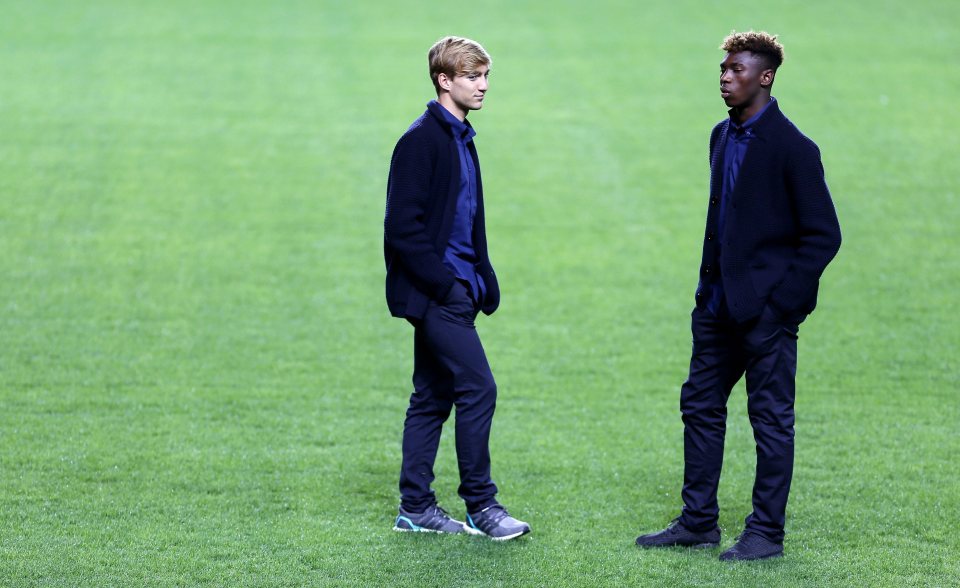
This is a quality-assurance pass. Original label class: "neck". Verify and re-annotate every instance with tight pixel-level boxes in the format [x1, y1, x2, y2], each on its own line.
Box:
[731, 94, 771, 124]
[437, 94, 467, 121]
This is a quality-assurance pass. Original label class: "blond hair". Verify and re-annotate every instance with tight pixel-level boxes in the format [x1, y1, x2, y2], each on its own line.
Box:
[721, 30, 784, 70]
[428, 36, 491, 93]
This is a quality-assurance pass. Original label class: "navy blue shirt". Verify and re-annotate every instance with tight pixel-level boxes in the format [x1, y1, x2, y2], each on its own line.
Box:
[708, 97, 777, 315]
[433, 100, 485, 303]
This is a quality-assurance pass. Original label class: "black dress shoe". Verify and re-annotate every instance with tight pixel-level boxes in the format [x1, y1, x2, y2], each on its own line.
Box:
[636, 518, 720, 548]
[719, 532, 784, 561]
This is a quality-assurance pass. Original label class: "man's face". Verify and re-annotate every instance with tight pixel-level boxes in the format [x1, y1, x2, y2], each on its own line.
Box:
[447, 64, 490, 112]
[719, 52, 772, 108]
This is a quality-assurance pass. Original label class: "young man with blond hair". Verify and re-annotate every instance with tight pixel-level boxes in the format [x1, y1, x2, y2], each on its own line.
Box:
[383, 36, 530, 541]
[635, 31, 841, 560]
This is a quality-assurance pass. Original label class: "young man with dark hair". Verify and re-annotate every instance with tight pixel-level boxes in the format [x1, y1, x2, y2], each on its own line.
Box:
[383, 36, 530, 541]
[635, 31, 841, 561]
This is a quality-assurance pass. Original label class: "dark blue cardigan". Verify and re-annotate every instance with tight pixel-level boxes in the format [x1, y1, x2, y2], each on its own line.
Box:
[696, 101, 842, 323]
[384, 101, 500, 319]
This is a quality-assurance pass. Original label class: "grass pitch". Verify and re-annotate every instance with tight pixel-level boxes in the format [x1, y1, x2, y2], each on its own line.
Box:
[1, 0, 957, 586]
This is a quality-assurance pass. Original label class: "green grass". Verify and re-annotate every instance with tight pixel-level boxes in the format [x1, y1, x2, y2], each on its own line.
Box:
[1, 0, 958, 586]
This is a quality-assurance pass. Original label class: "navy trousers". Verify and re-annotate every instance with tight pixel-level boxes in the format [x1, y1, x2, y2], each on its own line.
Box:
[399, 281, 498, 513]
[678, 303, 800, 543]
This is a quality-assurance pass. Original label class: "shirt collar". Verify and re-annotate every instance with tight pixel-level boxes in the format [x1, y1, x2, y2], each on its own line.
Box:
[429, 100, 476, 141]
[729, 96, 776, 133]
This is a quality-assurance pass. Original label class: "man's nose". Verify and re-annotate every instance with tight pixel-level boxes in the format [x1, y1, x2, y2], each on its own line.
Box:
[720, 69, 732, 83]
[478, 77, 488, 91]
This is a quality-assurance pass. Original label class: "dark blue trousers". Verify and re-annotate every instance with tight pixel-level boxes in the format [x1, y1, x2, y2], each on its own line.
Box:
[399, 281, 498, 513]
[679, 304, 800, 543]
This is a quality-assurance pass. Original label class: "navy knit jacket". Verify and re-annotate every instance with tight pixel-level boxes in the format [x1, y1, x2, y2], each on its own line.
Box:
[696, 100, 842, 323]
[384, 101, 500, 319]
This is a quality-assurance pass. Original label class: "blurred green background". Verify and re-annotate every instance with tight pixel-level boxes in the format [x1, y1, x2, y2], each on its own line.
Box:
[1, 0, 957, 585]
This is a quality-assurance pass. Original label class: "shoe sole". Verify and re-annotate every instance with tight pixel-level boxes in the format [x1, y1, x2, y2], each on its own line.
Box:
[719, 551, 783, 562]
[636, 541, 720, 549]
[464, 525, 531, 542]
[393, 525, 466, 535]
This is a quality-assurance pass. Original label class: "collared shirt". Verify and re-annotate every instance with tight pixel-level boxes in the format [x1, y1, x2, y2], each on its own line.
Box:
[432, 100, 486, 303]
[708, 97, 777, 315]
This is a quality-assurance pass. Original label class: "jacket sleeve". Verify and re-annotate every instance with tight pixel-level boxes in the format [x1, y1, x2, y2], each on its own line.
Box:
[767, 139, 842, 314]
[384, 133, 457, 301]
[709, 121, 724, 162]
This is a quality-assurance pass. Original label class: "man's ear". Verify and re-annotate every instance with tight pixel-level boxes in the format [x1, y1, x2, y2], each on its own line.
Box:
[437, 72, 452, 92]
[760, 68, 776, 88]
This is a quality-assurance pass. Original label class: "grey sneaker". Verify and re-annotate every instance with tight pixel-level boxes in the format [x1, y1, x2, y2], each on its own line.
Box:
[465, 504, 531, 541]
[393, 504, 467, 534]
